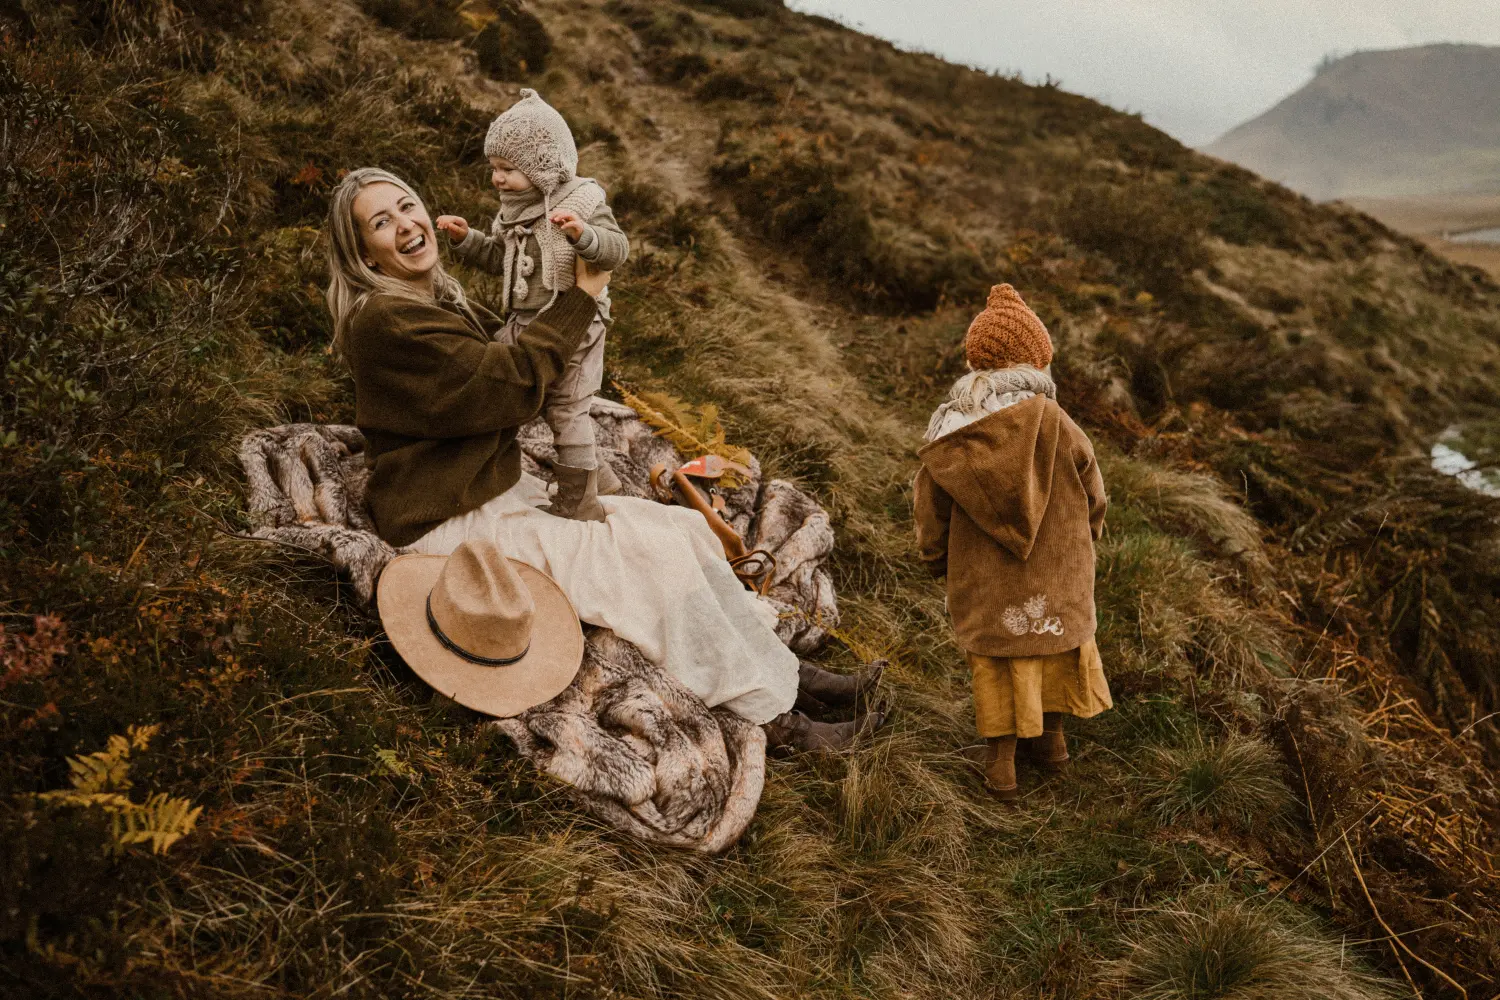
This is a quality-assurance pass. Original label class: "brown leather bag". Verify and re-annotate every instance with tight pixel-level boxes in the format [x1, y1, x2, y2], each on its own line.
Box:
[649, 462, 777, 595]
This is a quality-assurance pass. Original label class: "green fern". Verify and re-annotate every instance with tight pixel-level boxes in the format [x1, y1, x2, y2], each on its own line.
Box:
[36, 724, 202, 855]
[373, 746, 419, 782]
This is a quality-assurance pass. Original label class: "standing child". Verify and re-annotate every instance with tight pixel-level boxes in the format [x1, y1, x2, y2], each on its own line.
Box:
[435, 89, 629, 522]
[914, 284, 1113, 801]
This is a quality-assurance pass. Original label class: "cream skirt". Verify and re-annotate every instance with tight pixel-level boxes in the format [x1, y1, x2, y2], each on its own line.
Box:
[410, 473, 799, 724]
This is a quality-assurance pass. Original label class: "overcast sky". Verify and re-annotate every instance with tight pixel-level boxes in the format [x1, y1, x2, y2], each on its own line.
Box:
[787, 1, 1500, 147]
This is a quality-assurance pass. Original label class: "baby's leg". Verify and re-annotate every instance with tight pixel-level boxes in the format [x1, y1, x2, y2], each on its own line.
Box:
[544, 312, 608, 470]
[548, 394, 597, 469]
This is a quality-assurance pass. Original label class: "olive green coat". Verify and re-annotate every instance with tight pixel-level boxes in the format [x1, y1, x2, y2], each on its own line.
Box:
[344, 286, 596, 547]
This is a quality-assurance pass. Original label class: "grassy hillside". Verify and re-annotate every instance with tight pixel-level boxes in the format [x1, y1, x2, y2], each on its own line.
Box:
[3, 0, 1500, 997]
[1206, 43, 1500, 200]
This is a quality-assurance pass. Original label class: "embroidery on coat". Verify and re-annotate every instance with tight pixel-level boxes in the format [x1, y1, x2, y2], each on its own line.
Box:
[1002, 594, 1066, 637]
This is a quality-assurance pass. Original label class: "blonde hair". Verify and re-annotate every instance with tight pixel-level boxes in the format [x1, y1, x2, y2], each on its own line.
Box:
[325, 167, 473, 356]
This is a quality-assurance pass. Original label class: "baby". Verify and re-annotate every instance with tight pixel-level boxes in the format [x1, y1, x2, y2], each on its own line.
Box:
[914, 284, 1112, 801]
[436, 89, 629, 522]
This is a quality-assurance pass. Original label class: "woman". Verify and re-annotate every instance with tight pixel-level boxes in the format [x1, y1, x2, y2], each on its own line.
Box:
[327, 168, 879, 746]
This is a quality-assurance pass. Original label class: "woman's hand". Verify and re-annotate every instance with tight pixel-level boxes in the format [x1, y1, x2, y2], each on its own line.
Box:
[549, 210, 586, 242]
[435, 215, 470, 241]
[574, 256, 611, 298]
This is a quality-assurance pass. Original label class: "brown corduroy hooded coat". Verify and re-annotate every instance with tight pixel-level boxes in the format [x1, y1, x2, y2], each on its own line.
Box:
[914, 395, 1107, 658]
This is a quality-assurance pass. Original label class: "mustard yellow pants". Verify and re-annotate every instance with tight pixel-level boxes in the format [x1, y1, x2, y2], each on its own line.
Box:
[966, 640, 1113, 739]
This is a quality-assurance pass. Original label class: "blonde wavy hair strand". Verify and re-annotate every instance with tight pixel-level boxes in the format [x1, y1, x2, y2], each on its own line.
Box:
[325, 167, 473, 356]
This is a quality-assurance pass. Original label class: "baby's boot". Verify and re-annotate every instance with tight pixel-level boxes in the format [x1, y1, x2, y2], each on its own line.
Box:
[544, 465, 607, 522]
[984, 735, 1019, 801]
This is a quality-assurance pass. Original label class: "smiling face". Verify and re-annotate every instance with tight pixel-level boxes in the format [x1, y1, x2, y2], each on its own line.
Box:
[351, 181, 438, 287]
[489, 156, 534, 193]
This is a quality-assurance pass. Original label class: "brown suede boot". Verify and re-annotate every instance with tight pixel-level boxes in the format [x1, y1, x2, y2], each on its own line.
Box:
[764, 703, 887, 752]
[793, 659, 886, 714]
[985, 735, 1019, 801]
[543, 465, 607, 522]
[1021, 712, 1070, 769]
[597, 461, 623, 496]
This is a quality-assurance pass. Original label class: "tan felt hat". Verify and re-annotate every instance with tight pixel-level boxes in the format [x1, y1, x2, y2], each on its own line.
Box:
[377, 538, 584, 717]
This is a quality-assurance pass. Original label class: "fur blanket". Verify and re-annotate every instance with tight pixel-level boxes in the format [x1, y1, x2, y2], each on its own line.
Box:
[236, 401, 838, 852]
[493, 629, 765, 852]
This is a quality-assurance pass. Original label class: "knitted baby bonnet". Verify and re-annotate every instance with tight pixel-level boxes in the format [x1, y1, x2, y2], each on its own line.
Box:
[484, 89, 578, 208]
[965, 284, 1053, 371]
[483, 89, 605, 308]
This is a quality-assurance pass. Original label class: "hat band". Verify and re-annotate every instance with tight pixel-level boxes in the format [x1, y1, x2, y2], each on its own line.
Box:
[426, 594, 530, 666]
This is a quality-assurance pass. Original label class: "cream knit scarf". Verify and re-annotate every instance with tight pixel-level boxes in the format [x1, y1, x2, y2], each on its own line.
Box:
[923, 366, 1057, 442]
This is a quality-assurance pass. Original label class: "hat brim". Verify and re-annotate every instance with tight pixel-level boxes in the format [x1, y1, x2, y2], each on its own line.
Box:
[377, 553, 584, 718]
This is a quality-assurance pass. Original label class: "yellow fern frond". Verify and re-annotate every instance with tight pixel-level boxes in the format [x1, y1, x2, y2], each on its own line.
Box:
[36, 726, 200, 855]
[614, 383, 754, 487]
[65, 737, 134, 794]
[113, 793, 203, 855]
[36, 789, 134, 811]
[128, 723, 160, 750]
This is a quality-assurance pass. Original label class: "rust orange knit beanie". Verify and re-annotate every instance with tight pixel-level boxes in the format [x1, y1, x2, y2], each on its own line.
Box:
[964, 284, 1053, 371]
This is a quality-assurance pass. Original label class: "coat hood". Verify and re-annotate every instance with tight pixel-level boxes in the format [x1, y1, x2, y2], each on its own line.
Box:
[917, 395, 1061, 561]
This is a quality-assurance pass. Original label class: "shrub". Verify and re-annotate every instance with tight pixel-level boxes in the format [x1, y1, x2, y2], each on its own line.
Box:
[1195, 168, 1303, 251]
[658, 50, 712, 83]
[1089, 113, 1194, 172]
[691, 0, 785, 18]
[608, 177, 669, 223]
[695, 69, 777, 103]
[12, 0, 268, 49]
[608, 1, 706, 52]
[357, 0, 468, 40]
[471, 2, 552, 78]
[1054, 179, 1211, 297]
[358, 0, 551, 77]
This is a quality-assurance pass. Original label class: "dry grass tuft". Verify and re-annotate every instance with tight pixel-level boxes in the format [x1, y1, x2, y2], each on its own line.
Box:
[1109, 893, 1395, 1000]
[1094, 526, 1283, 686]
[1103, 453, 1269, 579]
[1140, 734, 1295, 831]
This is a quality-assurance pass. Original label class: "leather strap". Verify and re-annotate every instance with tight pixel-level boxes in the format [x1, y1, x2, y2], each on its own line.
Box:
[426, 593, 529, 666]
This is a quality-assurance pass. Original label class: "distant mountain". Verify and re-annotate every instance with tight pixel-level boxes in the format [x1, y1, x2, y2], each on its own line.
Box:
[1204, 43, 1500, 200]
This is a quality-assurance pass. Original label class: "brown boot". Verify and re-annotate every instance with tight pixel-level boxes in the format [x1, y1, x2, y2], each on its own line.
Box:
[1021, 712, 1070, 769]
[793, 659, 886, 713]
[764, 703, 887, 752]
[597, 461, 623, 496]
[985, 735, 1019, 801]
[543, 464, 607, 522]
